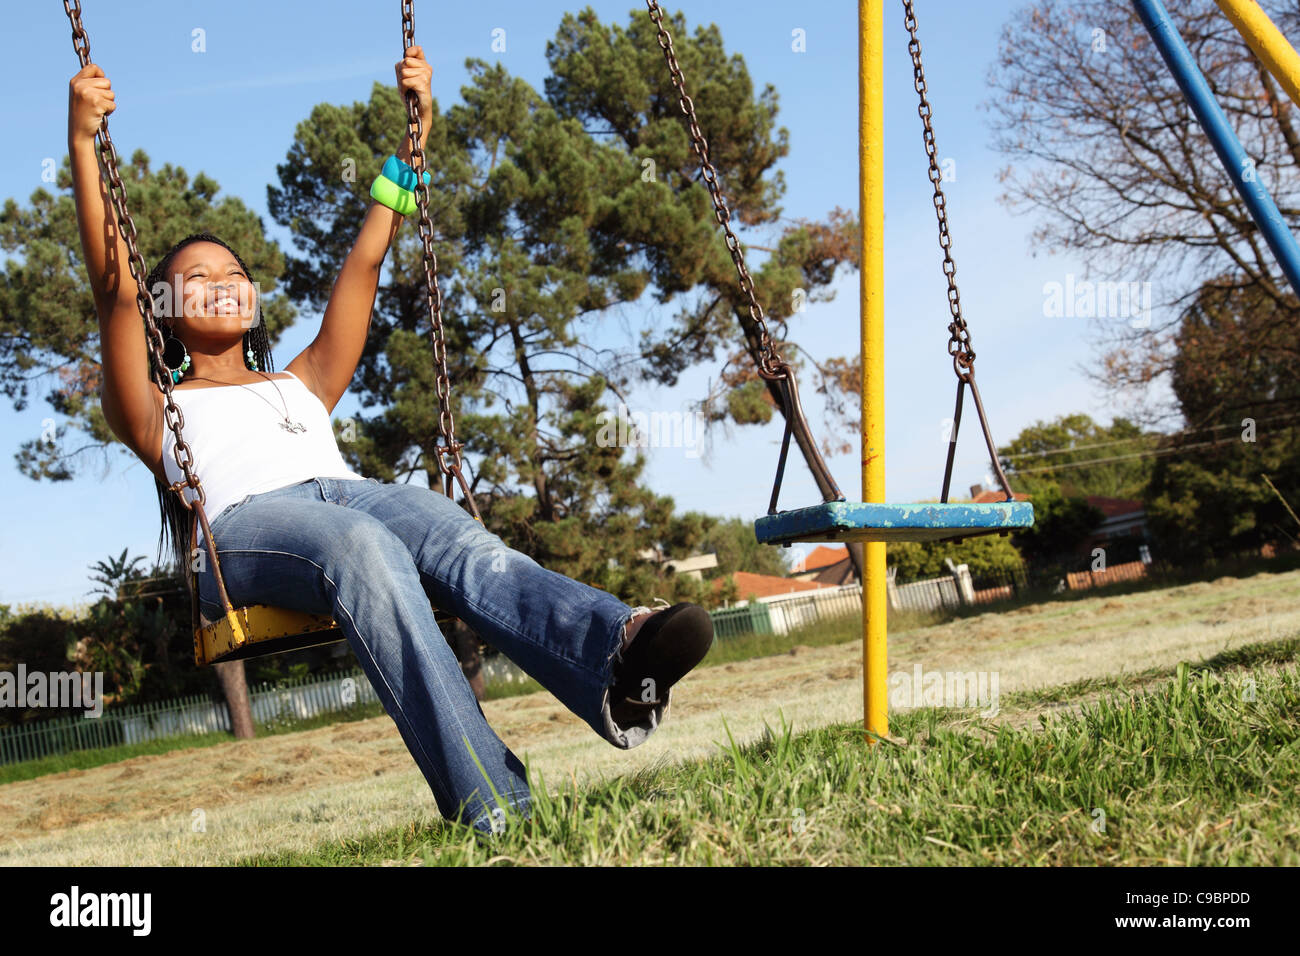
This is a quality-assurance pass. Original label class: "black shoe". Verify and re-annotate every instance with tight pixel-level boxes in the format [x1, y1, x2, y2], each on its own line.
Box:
[608, 603, 714, 726]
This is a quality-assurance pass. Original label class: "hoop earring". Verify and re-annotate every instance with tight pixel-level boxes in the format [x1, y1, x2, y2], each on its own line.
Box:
[162, 334, 191, 383]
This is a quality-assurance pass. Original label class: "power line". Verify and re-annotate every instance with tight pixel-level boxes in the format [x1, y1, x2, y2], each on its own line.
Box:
[1001, 433, 1161, 460]
[1010, 434, 1269, 476]
[1001, 410, 1300, 462]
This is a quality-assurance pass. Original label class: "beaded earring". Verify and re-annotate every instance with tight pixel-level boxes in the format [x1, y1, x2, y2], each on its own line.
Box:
[162, 333, 191, 383]
[245, 347, 258, 371]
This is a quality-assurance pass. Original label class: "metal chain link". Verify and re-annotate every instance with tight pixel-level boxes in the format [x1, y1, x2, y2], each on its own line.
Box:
[642, 1, 844, 508]
[63, 0, 253, 627]
[64, 0, 206, 508]
[903, 0, 975, 383]
[902, 0, 1015, 502]
[644, 0, 788, 380]
[400, 0, 481, 520]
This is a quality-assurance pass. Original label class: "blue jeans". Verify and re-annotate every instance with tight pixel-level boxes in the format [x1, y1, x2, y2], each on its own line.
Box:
[196, 476, 667, 835]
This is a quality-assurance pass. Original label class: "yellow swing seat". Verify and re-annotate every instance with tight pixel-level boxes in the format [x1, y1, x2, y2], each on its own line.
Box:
[195, 603, 457, 666]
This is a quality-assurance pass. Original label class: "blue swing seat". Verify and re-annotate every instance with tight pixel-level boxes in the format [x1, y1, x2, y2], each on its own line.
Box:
[754, 500, 1035, 545]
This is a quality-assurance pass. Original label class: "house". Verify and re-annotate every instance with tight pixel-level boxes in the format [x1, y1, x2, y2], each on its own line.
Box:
[789, 545, 858, 586]
[1080, 496, 1149, 556]
[636, 549, 719, 582]
[970, 485, 1150, 560]
[969, 486, 1033, 505]
[713, 571, 834, 605]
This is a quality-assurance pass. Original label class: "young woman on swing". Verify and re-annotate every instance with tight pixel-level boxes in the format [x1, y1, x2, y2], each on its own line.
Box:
[66, 45, 714, 838]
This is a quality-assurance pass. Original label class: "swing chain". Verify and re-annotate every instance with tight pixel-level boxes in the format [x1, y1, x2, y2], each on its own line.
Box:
[902, 0, 975, 384]
[902, 0, 1016, 503]
[643, 0, 845, 510]
[644, 0, 786, 381]
[63, 0, 248, 632]
[400, 0, 481, 521]
[63, 0, 206, 509]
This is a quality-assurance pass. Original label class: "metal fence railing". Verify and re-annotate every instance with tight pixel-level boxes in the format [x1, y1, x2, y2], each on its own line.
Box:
[760, 584, 864, 634]
[702, 584, 865, 638]
[0, 668, 379, 767]
[890, 575, 962, 614]
[711, 602, 775, 639]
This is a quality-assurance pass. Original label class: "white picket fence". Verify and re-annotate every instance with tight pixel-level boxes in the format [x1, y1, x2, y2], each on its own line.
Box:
[119, 670, 380, 745]
[757, 583, 865, 635]
[888, 574, 963, 613]
[745, 567, 978, 633]
[886, 564, 976, 614]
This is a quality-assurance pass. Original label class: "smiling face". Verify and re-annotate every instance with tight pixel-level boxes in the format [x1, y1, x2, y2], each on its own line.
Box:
[157, 240, 259, 342]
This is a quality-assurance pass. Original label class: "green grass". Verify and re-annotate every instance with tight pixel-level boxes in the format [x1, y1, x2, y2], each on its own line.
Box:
[240, 650, 1300, 866]
[1000, 635, 1300, 708]
[3, 578, 1288, 790]
[939, 550, 1300, 625]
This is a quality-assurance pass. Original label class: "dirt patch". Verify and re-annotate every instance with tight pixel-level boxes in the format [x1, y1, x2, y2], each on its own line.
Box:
[3, 568, 1298, 865]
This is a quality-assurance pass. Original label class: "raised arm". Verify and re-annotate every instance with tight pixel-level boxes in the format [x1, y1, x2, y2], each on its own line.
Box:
[286, 46, 435, 413]
[67, 63, 166, 477]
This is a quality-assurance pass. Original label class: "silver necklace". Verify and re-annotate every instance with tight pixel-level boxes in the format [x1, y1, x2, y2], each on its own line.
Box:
[184, 373, 307, 434]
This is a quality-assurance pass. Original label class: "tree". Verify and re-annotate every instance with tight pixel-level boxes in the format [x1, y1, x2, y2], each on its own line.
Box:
[1001, 413, 1158, 499]
[1171, 281, 1300, 422]
[887, 535, 1025, 582]
[266, 8, 863, 591]
[0, 551, 215, 727]
[1, 158, 295, 477]
[1144, 283, 1300, 558]
[0, 610, 76, 728]
[545, 8, 866, 580]
[72, 551, 213, 705]
[989, 0, 1300, 562]
[0, 155, 294, 732]
[87, 548, 147, 600]
[696, 516, 790, 581]
[989, 0, 1300, 413]
[1010, 483, 1105, 567]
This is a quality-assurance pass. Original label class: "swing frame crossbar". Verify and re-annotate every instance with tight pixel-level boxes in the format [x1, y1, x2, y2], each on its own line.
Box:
[754, 501, 1034, 546]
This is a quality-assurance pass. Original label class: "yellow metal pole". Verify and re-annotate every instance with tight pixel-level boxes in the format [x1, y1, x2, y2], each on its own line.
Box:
[860, 0, 888, 741]
[1215, 0, 1300, 109]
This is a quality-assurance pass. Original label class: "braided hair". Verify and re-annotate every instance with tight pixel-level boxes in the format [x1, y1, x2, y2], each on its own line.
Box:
[145, 233, 275, 577]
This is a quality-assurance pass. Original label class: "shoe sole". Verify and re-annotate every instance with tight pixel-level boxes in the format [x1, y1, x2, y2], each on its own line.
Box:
[610, 603, 714, 715]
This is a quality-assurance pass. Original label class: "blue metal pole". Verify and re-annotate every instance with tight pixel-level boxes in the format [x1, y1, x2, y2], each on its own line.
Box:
[1133, 0, 1300, 294]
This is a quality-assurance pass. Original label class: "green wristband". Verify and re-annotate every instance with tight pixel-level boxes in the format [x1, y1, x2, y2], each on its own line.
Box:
[369, 175, 416, 216]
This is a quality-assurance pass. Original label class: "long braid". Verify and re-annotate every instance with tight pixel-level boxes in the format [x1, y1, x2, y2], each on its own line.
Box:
[145, 233, 275, 576]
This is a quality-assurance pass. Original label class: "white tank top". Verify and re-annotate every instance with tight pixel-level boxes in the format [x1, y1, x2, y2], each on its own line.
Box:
[162, 370, 362, 545]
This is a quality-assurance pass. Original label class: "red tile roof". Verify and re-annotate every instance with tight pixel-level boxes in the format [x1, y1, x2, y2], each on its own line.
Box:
[714, 572, 832, 600]
[800, 545, 849, 571]
[1085, 496, 1145, 518]
[970, 489, 1033, 504]
[970, 489, 1143, 520]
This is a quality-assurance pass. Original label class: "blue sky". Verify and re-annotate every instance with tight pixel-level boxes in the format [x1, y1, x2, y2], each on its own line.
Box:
[0, 1, 1156, 608]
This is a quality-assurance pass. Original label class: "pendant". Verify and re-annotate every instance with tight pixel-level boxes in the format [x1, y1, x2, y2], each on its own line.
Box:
[279, 421, 308, 434]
